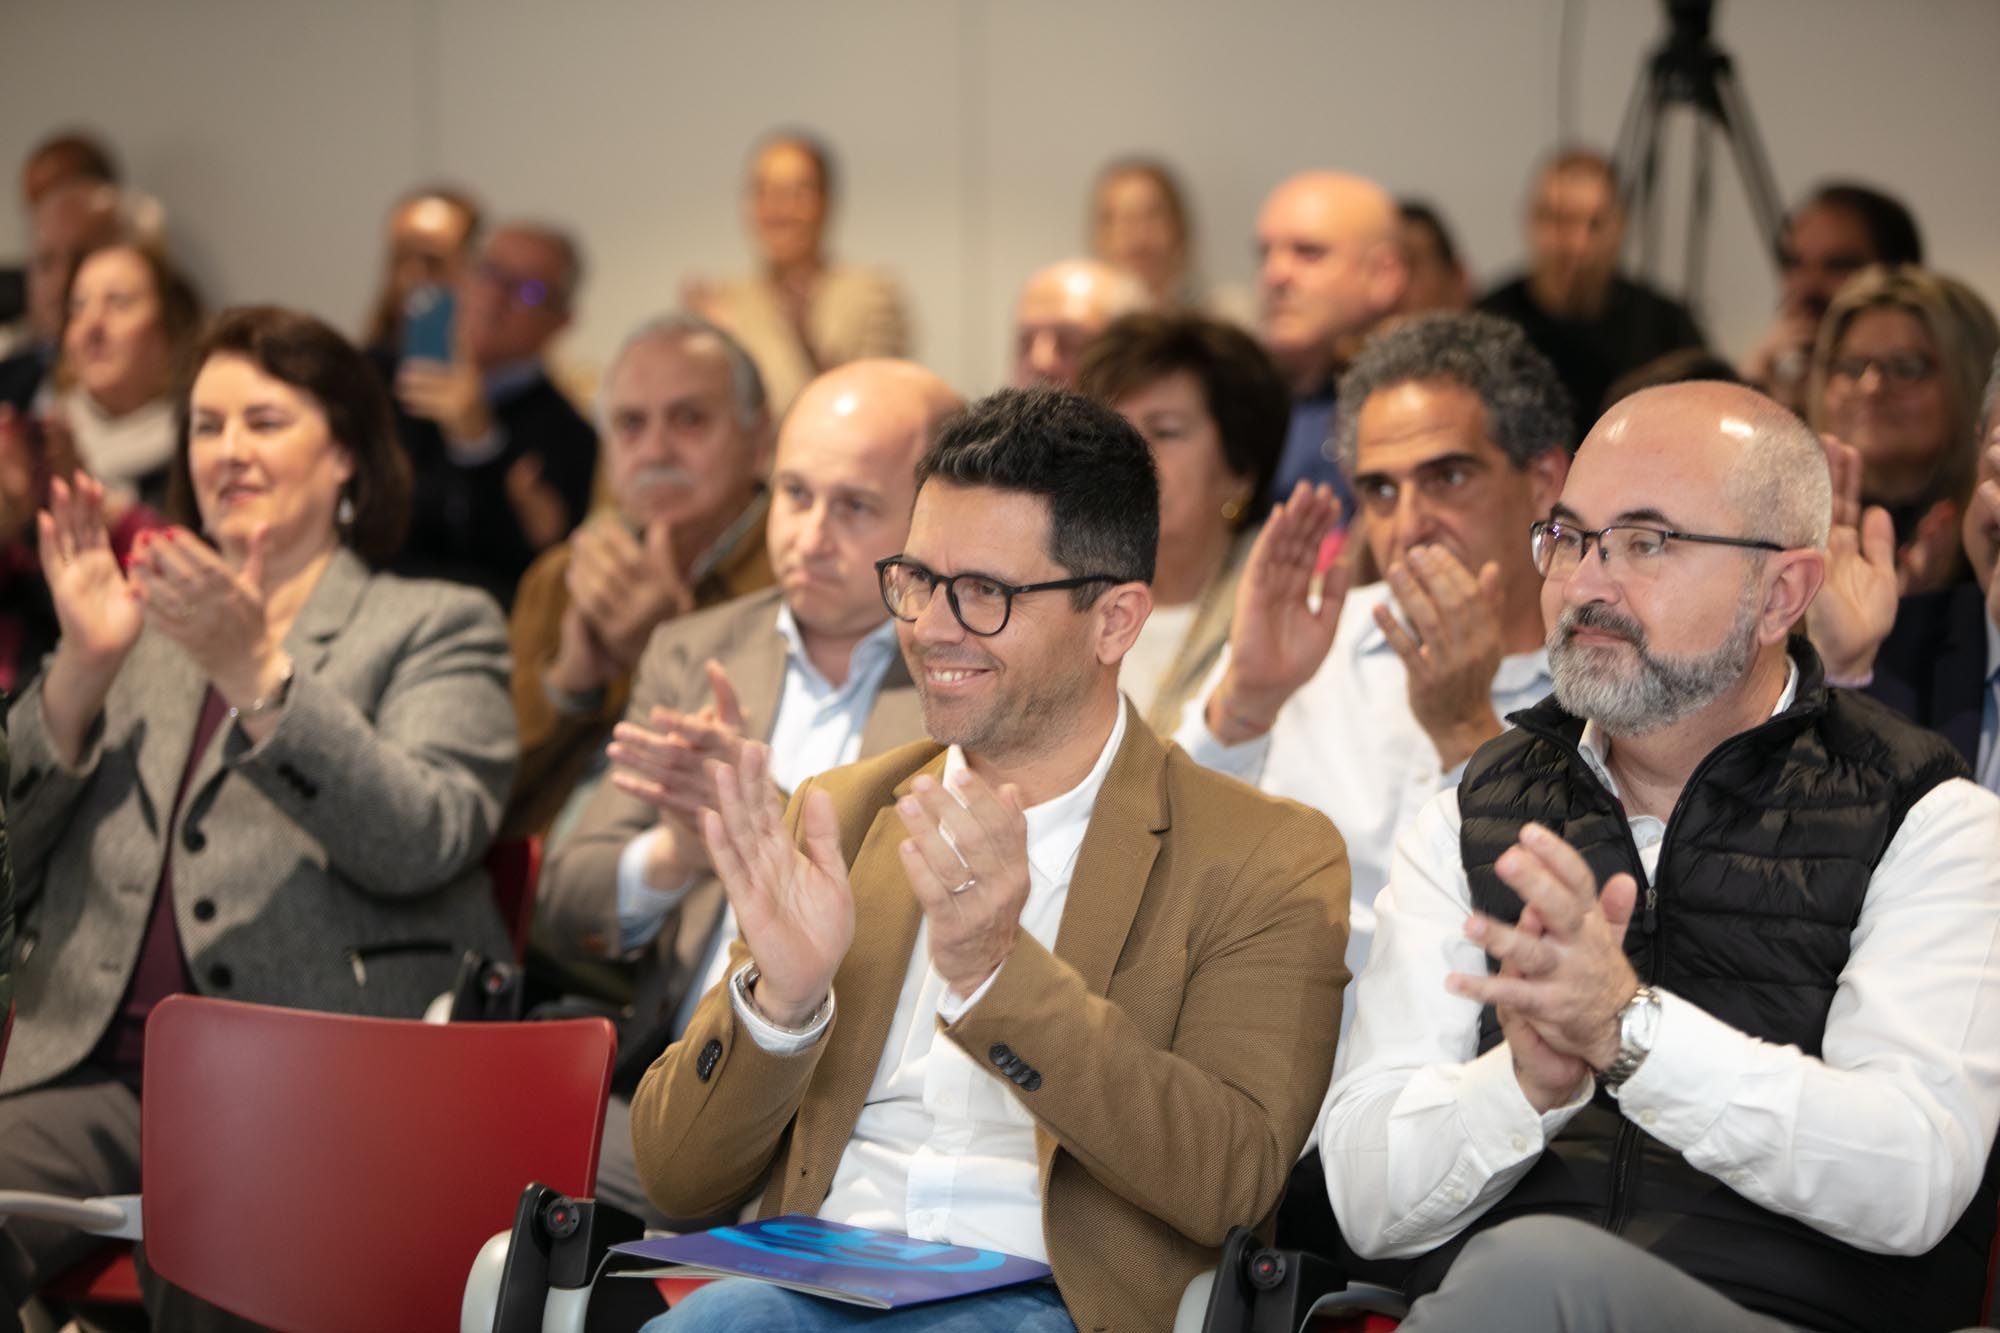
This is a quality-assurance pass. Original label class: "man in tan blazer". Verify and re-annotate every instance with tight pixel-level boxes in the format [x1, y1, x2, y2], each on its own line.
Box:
[540, 358, 959, 1225]
[630, 388, 1351, 1333]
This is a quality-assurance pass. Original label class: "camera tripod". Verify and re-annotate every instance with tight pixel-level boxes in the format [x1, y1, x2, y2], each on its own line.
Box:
[1610, 0, 1786, 312]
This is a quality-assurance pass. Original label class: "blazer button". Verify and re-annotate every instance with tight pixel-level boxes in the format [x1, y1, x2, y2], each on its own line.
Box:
[695, 1039, 722, 1082]
[208, 964, 233, 990]
[192, 898, 217, 922]
[988, 1043, 1013, 1067]
[1021, 1072, 1043, 1092]
[183, 827, 207, 853]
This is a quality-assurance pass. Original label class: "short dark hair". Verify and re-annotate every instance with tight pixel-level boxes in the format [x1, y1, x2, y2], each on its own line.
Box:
[169, 307, 413, 564]
[916, 387, 1158, 603]
[1333, 312, 1574, 471]
[1075, 311, 1288, 530]
[1398, 198, 1462, 271]
[753, 129, 838, 203]
[1799, 181, 1924, 268]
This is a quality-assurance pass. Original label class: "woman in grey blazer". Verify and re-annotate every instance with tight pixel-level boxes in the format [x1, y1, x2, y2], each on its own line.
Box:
[0, 306, 516, 1320]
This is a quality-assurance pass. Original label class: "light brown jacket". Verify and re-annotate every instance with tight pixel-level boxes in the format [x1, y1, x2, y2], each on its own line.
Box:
[629, 707, 1350, 1332]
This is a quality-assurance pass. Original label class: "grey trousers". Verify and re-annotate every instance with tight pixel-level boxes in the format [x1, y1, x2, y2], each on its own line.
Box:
[1397, 1216, 1805, 1333]
[0, 1069, 144, 1315]
[0, 1067, 271, 1333]
[595, 1093, 675, 1229]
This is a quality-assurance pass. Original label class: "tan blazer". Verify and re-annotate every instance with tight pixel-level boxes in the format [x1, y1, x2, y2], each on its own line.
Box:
[503, 507, 773, 837]
[711, 265, 912, 415]
[538, 587, 924, 1046]
[628, 706, 1350, 1332]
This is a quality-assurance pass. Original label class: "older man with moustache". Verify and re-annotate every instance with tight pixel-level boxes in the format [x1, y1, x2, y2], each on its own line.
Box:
[1009, 258, 1150, 389]
[1321, 381, 2000, 1333]
[538, 358, 958, 1226]
[1253, 170, 1408, 510]
[504, 314, 775, 836]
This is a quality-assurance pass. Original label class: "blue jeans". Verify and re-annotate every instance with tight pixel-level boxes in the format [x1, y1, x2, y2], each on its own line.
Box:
[639, 1278, 1076, 1332]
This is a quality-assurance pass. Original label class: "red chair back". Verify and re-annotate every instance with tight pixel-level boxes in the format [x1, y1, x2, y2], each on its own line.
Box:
[139, 995, 613, 1333]
[486, 836, 542, 964]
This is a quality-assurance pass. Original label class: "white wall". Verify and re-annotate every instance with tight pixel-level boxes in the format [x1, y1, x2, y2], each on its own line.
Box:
[4, 0, 1996, 398]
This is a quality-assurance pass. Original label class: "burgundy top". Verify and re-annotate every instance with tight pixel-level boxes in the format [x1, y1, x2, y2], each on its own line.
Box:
[92, 686, 230, 1087]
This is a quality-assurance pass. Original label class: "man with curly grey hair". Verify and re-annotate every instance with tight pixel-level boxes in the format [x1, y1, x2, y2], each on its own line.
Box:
[1174, 311, 1572, 1015]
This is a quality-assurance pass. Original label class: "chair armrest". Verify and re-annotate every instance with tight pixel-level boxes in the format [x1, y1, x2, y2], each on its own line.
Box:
[0, 1192, 143, 1240]
[1175, 1269, 1217, 1332]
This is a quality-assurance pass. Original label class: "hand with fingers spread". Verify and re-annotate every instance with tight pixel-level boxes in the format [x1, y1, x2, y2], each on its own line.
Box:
[609, 660, 756, 890]
[698, 741, 855, 1028]
[1206, 481, 1350, 744]
[38, 473, 145, 667]
[565, 515, 693, 671]
[894, 766, 1031, 998]
[1377, 544, 1506, 770]
[126, 523, 291, 709]
[1806, 434, 1899, 684]
[1446, 822, 1641, 1111]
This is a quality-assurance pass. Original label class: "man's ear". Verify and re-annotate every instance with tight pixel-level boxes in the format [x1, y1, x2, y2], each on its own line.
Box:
[1762, 549, 1825, 644]
[1094, 581, 1153, 666]
[1526, 447, 1570, 513]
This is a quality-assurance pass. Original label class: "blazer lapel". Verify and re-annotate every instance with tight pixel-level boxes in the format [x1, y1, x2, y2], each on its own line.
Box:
[129, 633, 210, 842]
[720, 608, 788, 744]
[858, 657, 923, 757]
[1052, 703, 1170, 1000]
[1931, 584, 1989, 768]
[784, 753, 943, 1207]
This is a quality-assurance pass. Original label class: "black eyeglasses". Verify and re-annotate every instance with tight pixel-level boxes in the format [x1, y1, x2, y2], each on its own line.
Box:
[1529, 519, 1785, 580]
[875, 556, 1127, 636]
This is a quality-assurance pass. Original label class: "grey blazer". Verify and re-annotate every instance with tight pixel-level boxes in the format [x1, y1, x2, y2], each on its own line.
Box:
[539, 586, 923, 1059]
[2, 548, 516, 1094]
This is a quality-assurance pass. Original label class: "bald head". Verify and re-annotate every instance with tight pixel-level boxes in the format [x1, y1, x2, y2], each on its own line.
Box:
[28, 180, 124, 342]
[1011, 259, 1151, 388]
[1256, 171, 1407, 386]
[1588, 381, 1830, 553]
[771, 359, 963, 644]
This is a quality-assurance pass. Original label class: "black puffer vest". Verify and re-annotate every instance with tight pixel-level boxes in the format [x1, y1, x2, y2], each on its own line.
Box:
[1421, 645, 1992, 1333]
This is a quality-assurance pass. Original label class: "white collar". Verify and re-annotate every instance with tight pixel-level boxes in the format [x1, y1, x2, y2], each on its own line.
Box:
[1577, 656, 1800, 798]
[941, 700, 1128, 885]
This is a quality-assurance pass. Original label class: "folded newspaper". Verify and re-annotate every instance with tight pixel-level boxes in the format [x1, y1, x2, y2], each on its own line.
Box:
[611, 1214, 1055, 1310]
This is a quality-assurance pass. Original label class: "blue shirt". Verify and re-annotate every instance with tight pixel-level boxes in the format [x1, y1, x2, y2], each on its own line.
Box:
[1270, 382, 1356, 524]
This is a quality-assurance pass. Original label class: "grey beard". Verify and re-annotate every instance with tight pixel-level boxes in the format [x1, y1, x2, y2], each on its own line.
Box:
[1547, 596, 1760, 737]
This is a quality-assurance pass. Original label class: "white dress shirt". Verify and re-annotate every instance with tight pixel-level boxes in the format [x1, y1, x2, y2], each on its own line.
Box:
[614, 608, 902, 953]
[1320, 661, 2000, 1261]
[1174, 581, 1552, 1032]
[729, 705, 1129, 1262]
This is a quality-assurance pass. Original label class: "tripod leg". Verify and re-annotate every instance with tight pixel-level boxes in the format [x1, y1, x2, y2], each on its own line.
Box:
[1635, 67, 1670, 282]
[1686, 113, 1714, 319]
[1711, 60, 1788, 266]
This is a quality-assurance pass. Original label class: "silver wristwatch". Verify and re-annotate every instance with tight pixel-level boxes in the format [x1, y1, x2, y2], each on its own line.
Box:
[1598, 985, 1663, 1095]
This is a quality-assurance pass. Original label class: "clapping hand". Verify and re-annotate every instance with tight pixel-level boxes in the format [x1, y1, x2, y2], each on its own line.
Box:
[1206, 481, 1349, 744]
[1805, 434, 1898, 683]
[699, 742, 854, 1028]
[893, 767, 1032, 999]
[1447, 823, 1641, 1112]
[126, 523, 288, 707]
[1377, 544, 1506, 770]
[609, 661, 755, 887]
[39, 474, 144, 666]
